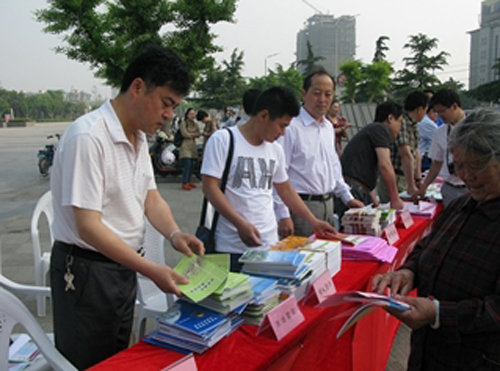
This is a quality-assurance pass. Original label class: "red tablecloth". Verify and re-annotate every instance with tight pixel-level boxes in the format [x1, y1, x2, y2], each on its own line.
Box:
[89, 218, 434, 371]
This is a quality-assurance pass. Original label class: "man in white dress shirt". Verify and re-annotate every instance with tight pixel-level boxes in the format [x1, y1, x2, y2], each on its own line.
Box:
[275, 68, 364, 237]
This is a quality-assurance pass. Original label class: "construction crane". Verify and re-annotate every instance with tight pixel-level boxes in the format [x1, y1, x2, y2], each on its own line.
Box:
[302, 0, 323, 14]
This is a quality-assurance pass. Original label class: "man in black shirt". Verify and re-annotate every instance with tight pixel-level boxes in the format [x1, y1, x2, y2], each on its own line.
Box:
[336, 101, 405, 221]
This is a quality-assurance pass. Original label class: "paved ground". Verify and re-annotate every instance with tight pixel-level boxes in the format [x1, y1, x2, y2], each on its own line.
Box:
[0, 122, 409, 370]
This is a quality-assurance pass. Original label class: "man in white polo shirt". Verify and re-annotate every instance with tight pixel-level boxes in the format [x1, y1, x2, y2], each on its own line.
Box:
[274, 68, 364, 237]
[50, 46, 204, 370]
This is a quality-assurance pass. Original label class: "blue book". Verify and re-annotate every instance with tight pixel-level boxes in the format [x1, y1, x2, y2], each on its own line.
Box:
[239, 250, 302, 266]
[156, 301, 229, 338]
[248, 276, 278, 298]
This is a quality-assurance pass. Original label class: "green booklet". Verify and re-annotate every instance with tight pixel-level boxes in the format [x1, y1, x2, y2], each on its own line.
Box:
[174, 254, 229, 303]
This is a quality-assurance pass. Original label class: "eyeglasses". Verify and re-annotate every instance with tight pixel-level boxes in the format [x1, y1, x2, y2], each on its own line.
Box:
[434, 107, 449, 115]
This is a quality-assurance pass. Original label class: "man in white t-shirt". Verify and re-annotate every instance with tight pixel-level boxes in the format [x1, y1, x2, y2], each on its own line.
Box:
[201, 87, 335, 270]
[416, 89, 468, 207]
[50, 46, 204, 370]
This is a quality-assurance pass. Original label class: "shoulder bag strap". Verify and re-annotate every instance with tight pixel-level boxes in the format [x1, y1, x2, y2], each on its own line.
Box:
[198, 128, 235, 231]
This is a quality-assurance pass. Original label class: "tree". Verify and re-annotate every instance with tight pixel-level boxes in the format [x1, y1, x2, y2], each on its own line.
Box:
[362, 60, 393, 103]
[373, 36, 390, 62]
[338, 60, 364, 103]
[194, 49, 247, 109]
[395, 33, 449, 92]
[248, 64, 303, 100]
[35, 0, 238, 87]
[297, 40, 325, 76]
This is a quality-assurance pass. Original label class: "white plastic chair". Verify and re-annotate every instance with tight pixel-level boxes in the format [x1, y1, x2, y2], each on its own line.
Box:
[30, 191, 54, 317]
[134, 220, 175, 341]
[0, 276, 76, 371]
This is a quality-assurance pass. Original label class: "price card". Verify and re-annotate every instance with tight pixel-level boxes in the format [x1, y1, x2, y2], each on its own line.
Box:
[257, 296, 305, 341]
[310, 271, 336, 304]
[161, 353, 198, 371]
[400, 210, 414, 229]
[383, 224, 400, 245]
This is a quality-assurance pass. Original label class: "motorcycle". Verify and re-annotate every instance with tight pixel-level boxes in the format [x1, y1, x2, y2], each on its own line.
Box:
[37, 134, 60, 176]
[149, 131, 203, 179]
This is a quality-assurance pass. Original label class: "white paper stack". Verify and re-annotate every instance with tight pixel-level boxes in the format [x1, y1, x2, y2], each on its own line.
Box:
[342, 208, 382, 236]
[299, 239, 342, 277]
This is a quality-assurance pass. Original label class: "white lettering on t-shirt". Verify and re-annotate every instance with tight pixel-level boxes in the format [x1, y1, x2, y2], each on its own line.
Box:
[232, 156, 276, 190]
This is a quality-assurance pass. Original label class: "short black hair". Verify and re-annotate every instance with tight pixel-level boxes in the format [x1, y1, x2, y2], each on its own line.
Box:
[375, 101, 404, 123]
[242, 89, 262, 115]
[196, 110, 209, 121]
[303, 66, 335, 91]
[404, 91, 429, 111]
[430, 89, 462, 108]
[251, 87, 300, 120]
[120, 44, 191, 95]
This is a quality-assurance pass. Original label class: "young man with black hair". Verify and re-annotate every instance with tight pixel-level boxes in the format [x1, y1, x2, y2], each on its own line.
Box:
[50, 45, 204, 369]
[416, 89, 467, 206]
[378, 90, 428, 202]
[337, 101, 405, 220]
[201, 87, 335, 269]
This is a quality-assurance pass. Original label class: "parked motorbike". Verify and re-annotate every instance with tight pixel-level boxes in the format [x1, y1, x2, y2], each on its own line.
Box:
[37, 134, 60, 176]
[149, 131, 202, 178]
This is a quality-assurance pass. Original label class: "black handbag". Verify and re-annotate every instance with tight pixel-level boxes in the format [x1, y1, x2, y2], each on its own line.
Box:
[195, 128, 234, 253]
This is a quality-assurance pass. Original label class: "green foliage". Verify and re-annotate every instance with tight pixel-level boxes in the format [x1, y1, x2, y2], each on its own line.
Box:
[35, 0, 238, 88]
[194, 49, 246, 109]
[248, 64, 303, 100]
[339, 60, 364, 103]
[0, 88, 88, 121]
[361, 60, 393, 103]
[297, 40, 325, 76]
[392, 33, 449, 99]
[373, 36, 390, 62]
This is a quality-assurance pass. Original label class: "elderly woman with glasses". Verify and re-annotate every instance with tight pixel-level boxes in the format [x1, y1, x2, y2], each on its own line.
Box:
[373, 108, 500, 370]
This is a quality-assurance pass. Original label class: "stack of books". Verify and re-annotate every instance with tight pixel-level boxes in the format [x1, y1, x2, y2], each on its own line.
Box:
[377, 207, 397, 229]
[239, 250, 309, 280]
[145, 301, 241, 353]
[242, 276, 280, 325]
[342, 208, 382, 236]
[190, 272, 254, 315]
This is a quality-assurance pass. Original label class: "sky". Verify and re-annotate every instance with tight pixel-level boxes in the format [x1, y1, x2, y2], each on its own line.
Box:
[0, 0, 481, 99]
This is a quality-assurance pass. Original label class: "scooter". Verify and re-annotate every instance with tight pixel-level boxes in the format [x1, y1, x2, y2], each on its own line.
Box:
[37, 134, 60, 176]
[149, 132, 203, 179]
[149, 132, 183, 177]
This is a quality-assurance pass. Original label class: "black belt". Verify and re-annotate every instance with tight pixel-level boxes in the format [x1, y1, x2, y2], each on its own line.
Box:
[299, 193, 333, 202]
[444, 181, 467, 188]
[54, 241, 145, 263]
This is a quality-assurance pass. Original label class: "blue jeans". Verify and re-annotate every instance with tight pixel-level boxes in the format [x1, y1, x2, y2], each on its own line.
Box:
[182, 158, 194, 184]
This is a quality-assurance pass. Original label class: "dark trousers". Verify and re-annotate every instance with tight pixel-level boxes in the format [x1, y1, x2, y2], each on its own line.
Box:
[182, 158, 194, 184]
[50, 242, 137, 370]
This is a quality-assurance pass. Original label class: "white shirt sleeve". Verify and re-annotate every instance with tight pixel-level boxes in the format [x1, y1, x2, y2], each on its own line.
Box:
[273, 135, 292, 220]
[201, 130, 230, 179]
[331, 149, 354, 205]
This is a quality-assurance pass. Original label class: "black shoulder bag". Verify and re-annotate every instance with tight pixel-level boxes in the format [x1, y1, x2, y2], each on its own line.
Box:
[195, 128, 234, 253]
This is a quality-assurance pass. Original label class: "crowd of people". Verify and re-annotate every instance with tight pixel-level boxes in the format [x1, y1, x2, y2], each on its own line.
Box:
[47, 44, 500, 371]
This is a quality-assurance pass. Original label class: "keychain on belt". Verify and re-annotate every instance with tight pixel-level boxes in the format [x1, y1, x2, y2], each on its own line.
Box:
[64, 254, 76, 292]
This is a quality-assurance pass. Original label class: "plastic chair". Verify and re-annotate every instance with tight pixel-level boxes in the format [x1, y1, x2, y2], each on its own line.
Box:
[30, 191, 54, 317]
[134, 220, 175, 341]
[0, 276, 76, 371]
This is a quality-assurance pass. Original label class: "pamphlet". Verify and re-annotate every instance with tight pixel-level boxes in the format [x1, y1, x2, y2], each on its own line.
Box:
[174, 254, 229, 302]
[318, 291, 410, 338]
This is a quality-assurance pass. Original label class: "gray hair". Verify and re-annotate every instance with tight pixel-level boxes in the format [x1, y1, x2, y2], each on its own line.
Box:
[448, 108, 500, 163]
